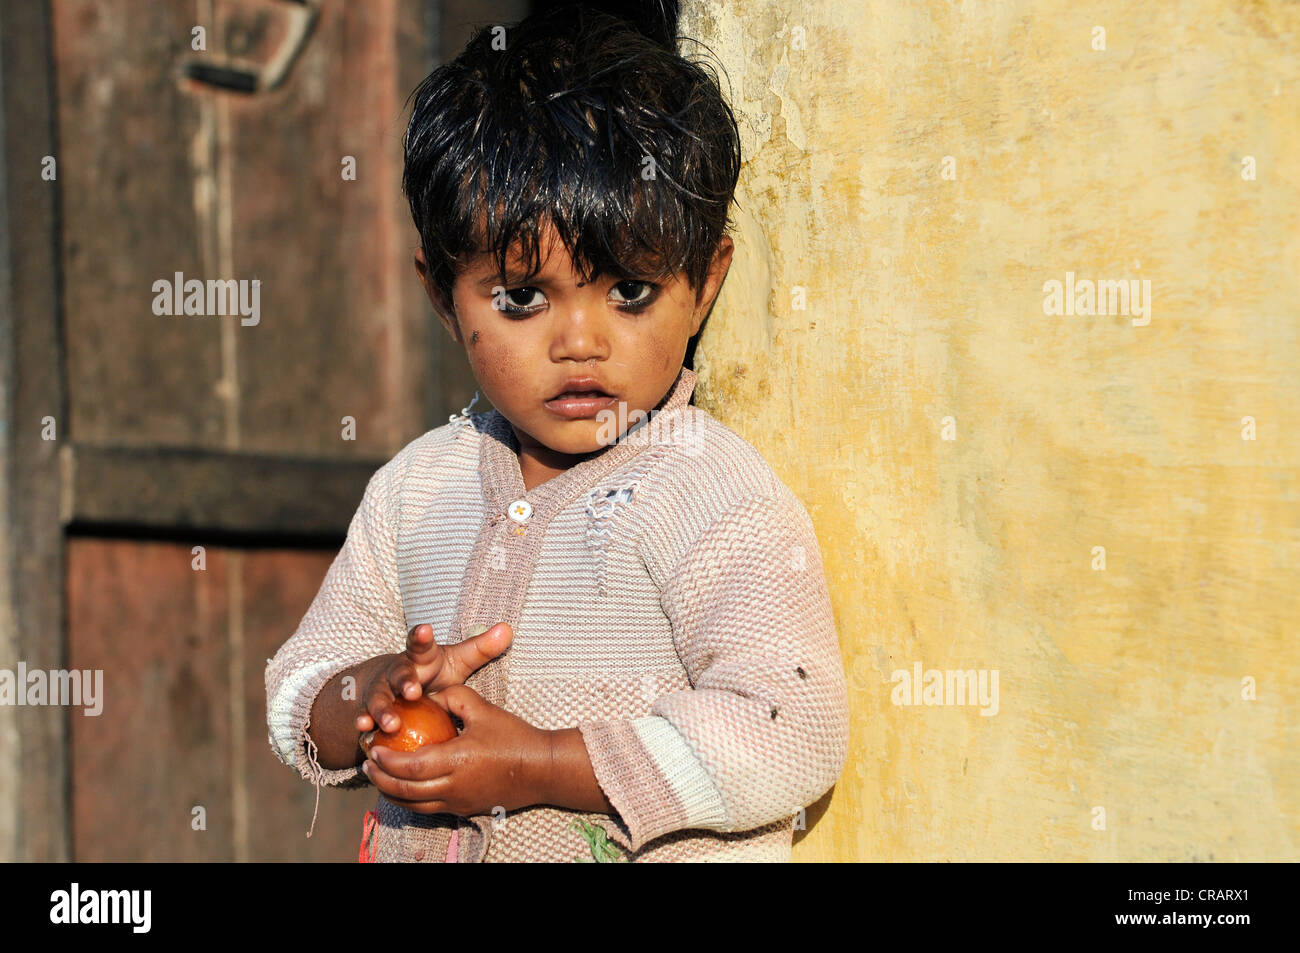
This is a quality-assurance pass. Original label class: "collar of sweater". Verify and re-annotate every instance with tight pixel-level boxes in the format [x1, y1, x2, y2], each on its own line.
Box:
[473, 365, 698, 523]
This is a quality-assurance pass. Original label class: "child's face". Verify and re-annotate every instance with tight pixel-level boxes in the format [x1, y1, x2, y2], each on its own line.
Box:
[415, 221, 733, 461]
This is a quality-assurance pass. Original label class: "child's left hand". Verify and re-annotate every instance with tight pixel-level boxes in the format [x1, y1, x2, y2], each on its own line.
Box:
[360, 684, 551, 817]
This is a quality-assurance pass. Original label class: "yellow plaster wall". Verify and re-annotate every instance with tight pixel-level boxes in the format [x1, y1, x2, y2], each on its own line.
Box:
[681, 0, 1299, 861]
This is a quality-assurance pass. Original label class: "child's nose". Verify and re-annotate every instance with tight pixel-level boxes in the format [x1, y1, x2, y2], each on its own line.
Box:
[549, 300, 609, 351]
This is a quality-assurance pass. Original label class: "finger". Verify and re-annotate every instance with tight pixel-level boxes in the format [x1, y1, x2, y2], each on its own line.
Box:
[363, 679, 402, 734]
[371, 742, 456, 782]
[386, 657, 423, 702]
[405, 624, 457, 688]
[442, 623, 513, 683]
[363, 758, 452, 802]
[376, 793, 449, 816]
[427, 684, 482, 723]
[404, 623, 443, 664]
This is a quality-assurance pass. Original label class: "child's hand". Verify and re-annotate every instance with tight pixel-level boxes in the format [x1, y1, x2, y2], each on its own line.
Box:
[356, 622, 511, 736]
[361, 684, 550, 817]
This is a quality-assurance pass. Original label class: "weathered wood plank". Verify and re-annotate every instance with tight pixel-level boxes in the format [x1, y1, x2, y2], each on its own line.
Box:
[222, 0, 434, 456]
[67, 538, 234, 861]
[69, 540, 384, 861]
[64, 443, 382, 538]
[52, 0, 223, 449]
[0, 0, 70, 863]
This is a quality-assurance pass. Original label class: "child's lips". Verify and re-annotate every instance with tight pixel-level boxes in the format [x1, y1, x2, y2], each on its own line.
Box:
[544, 392, 616, 418]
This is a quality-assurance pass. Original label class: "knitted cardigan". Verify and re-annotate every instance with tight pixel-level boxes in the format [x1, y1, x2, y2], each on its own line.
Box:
[264, 366, 849, 862]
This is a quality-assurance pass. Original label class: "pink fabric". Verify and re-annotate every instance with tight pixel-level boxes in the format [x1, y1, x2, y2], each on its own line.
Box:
[358, 810, 377, 863]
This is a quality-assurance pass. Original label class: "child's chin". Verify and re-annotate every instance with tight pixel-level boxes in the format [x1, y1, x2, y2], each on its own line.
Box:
[544, 427, 610, 455]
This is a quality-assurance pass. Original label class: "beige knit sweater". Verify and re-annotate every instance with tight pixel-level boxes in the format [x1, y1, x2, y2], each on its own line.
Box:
[264, 366, 849, 862]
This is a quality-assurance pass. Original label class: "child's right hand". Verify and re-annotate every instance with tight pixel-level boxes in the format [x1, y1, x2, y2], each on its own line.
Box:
[355, 622, 512, 735]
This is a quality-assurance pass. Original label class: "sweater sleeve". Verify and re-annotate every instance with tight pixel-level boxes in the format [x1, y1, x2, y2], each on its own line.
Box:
[578, 492, 850, 852]
[264, 456, 408, 797]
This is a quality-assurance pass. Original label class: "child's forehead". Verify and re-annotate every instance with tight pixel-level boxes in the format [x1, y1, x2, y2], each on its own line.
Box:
[459, 229, 673, 284]
[459, 240, 577, 283]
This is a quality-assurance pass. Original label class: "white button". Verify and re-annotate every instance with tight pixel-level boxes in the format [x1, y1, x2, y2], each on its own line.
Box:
[507, 499, 532, 523]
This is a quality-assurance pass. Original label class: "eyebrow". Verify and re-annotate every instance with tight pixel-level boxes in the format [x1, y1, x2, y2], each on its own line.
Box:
[476, 271, 536, 289]
[472, 265, 658, 290]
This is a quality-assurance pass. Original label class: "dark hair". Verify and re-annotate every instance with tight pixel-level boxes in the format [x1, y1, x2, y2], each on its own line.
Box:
[401, 0, 741, 324]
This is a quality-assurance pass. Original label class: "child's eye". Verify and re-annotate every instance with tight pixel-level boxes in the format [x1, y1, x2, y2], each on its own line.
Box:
[609, 280, 658, 311]
[492, 281, 658, 318]
[496, 287, 545, 316]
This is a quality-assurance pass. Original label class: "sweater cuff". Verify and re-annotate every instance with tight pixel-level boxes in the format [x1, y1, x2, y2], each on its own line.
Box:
[267, 658, 366, 790]
[578, 715, 727, 852]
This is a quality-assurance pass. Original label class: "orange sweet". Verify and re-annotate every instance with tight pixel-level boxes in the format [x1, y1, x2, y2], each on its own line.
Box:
[360, 694, 457, 755]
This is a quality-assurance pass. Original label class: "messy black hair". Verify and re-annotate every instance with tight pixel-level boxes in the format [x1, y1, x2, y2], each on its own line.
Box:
[401, 0, 741, 328]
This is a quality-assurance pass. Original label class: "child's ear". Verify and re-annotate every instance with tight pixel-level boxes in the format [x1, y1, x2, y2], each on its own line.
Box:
[692, 235, 735, 330]
[414, 247, 462, 344]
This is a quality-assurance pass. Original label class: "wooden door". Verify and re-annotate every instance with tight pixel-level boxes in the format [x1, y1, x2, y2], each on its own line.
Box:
[0, 0, 525, 862]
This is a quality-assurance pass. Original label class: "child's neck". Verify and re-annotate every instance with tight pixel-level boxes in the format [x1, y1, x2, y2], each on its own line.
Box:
[515, 435, 602, 494]
[519, 451, 569, 493]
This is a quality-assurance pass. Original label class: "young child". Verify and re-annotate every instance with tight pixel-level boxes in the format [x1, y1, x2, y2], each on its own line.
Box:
[264, 0, 849, 863]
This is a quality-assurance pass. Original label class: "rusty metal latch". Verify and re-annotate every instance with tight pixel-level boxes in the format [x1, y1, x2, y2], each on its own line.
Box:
[179, 0, 320, 94]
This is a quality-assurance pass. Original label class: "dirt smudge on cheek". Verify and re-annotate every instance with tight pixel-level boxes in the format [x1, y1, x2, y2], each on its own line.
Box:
[641, 334, 672, 375]
[479, 340, 528, 404]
